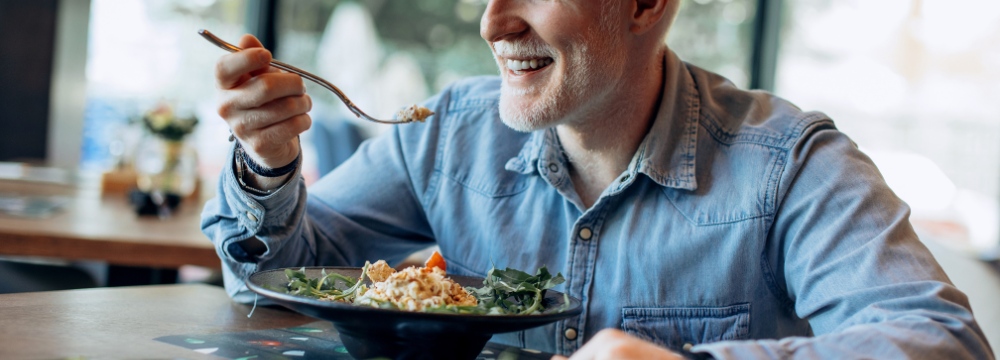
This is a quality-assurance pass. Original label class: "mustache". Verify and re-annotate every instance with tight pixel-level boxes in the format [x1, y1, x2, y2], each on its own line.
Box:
[491, 39, 554, 58]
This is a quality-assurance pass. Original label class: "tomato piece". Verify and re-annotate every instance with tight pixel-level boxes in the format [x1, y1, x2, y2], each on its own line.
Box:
[424, 250, 447, 271]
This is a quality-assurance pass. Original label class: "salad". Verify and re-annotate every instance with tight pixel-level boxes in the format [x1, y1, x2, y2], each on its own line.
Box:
[281, 251, 567, 315]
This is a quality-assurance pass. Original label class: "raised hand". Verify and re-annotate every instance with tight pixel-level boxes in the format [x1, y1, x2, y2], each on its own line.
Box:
[215, 34, 312, 171]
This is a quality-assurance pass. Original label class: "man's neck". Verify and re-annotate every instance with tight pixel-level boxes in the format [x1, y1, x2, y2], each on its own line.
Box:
[557, 49, 666, 209]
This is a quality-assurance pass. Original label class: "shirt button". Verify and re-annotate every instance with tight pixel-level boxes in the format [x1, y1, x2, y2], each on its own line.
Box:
[564, 327, 578, 340]
[548, 163, 559, 173]
[247, 212, 258, 222]
[683, 343, 694, 351]
[578, 227, 593, 241]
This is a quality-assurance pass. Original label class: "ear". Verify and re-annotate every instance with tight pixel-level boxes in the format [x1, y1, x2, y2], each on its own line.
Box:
[630, 0, 672, 34]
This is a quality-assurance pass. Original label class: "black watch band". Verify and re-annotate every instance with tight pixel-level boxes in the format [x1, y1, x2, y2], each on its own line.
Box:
[235, 140, 299, 178]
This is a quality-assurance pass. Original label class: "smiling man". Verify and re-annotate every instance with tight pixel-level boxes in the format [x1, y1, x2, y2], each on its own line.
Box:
[203, 0, 993, 359]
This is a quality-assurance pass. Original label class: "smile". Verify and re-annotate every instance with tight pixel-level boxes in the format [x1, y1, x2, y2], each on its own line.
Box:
[504, 57, 553, 73]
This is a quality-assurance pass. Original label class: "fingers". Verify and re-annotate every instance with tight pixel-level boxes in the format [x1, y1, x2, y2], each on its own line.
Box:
[230, 94, 313, 136]
[238, 34, 264, 49]
[215, 48, 272, 90]
[215, 34, 275, 90]
[219, 72, 307, 114]
[565, 329, 628, 360]
[238, 34, 278, 78]
[558, 329, 683, 360]
[224, 90, 311, 168]
[241, 113, 312, 167]
[212, 34, 309, 167]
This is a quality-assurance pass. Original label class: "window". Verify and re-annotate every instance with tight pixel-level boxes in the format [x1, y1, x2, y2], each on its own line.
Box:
[669, 0, 756, 88]
[271, 0, 756, 179]
[774, 0, 1000, 252]
[273, 0, 494, 137]
[73, 0, 766, 193]
[81, 0, 247, 180]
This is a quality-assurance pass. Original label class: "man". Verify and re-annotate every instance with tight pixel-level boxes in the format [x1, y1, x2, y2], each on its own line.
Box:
[203, 0, 993, 358]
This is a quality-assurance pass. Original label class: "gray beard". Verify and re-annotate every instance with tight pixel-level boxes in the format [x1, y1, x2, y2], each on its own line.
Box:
[497, 45, 594, 133]
[498, 86, 559, 132]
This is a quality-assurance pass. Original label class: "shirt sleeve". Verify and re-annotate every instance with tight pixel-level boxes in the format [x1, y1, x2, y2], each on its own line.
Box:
[201, 99, 446, 304]
[693, 126, 994, 359]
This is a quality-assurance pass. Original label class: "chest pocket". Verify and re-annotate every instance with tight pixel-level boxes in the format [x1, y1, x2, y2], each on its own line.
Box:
[621, 304, 750, 351]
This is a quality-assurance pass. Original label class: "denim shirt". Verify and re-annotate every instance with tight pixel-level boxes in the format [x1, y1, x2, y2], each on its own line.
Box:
[202, 50, 992, 359]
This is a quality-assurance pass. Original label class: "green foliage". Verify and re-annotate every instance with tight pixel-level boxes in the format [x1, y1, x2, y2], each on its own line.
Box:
[140, 105, 198, 142]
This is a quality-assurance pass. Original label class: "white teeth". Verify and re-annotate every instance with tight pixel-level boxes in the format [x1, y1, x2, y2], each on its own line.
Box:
[505, 58, 551, 72]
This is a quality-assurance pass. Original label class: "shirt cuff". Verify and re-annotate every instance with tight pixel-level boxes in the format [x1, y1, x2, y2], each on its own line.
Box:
[220, 143, 304, 260]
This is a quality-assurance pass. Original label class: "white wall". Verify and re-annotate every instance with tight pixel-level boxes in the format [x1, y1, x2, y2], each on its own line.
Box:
[46, 0, 90, 171]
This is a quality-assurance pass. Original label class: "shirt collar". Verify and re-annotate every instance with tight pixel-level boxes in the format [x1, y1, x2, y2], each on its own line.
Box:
[635, 48, 700, 191]
[505, 49, 701, 191]
[504, 127, 548, 175]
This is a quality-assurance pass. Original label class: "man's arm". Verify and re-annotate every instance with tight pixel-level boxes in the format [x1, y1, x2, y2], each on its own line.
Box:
[202, 34, 444, 302]
[202, 121, 439, 302]
[695, 127, 993, 359]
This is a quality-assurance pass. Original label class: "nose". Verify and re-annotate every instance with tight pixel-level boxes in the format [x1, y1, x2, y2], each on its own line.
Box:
[480, 0, 528, 43]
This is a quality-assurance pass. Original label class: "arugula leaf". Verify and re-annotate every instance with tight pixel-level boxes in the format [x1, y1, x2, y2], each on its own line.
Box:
[283, 264, 369, 300]
[470, 266, 566, 315]
[280, 264, 566, 316]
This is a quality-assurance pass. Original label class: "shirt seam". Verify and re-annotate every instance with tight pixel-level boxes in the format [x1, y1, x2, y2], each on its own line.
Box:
[423, 88, 455, 207]
[697, 111, 833, 151]
[446, 97, 497, 113]
[759, 118, 839, 315]
[439, 171, 532, 198]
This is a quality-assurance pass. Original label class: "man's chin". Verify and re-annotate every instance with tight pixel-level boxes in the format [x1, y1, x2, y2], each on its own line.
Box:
[499, 116, 544, 133]
[498, 91, 559, 132]
[498, 104, 556, 133]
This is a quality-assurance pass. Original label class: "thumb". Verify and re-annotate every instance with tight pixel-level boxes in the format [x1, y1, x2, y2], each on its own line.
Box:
[238, 34, 265, 49]
[237, 34, 275, 75]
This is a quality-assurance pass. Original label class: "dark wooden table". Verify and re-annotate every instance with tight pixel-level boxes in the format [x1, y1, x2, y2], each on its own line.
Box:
[0, 179, 219, 269]
[0, 284, 312, 358]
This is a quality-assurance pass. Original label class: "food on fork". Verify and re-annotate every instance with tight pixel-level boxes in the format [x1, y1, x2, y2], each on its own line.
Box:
[396, 104, 434, 122]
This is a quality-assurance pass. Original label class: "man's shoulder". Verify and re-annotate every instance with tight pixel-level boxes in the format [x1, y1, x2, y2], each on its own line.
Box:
[685, 64, 834, 151]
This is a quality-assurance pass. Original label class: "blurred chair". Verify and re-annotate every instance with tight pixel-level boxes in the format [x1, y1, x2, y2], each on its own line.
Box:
[0, 259, 97, 294]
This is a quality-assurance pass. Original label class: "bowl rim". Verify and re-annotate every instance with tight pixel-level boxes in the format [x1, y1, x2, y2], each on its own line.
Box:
[245, 266, 584, 322]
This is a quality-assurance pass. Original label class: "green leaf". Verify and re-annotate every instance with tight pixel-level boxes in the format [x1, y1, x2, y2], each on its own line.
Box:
[280, 263, 568, 316]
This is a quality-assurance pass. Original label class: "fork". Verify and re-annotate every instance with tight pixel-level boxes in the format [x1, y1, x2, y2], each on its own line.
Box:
[198, 29, 415, 125]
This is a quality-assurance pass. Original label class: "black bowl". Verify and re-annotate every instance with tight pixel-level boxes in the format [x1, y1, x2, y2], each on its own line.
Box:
[246, 267, 582, 360]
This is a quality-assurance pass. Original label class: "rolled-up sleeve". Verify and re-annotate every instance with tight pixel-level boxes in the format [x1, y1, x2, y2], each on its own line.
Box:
[201, 93, 449, 303]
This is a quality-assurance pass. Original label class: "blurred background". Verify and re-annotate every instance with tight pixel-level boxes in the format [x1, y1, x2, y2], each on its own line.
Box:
[0, 0, 998, 346]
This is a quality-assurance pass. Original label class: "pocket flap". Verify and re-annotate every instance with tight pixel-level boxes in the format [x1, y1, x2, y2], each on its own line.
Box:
[621, 303, 750, 350]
